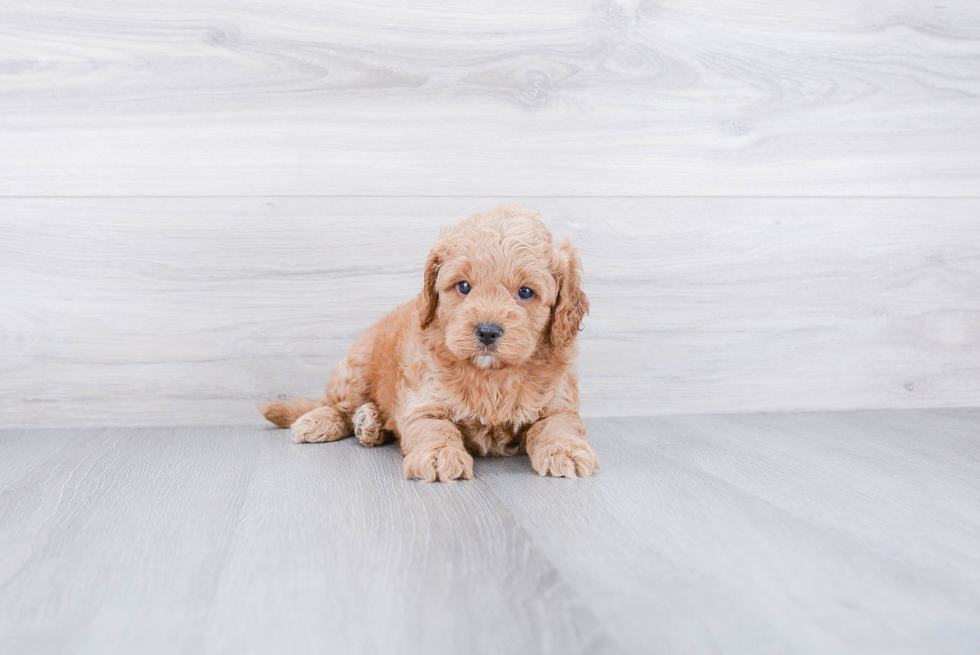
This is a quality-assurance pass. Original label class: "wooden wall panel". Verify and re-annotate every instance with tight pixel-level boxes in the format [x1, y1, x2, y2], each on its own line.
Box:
[2, 198, 978, 427]
[1, 1, 978, 196]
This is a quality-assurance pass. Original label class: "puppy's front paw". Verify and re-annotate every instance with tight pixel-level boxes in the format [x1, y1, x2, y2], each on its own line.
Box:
[529, 438, 599, 478]
[292, 407, 349, 443]
[403, 443, 474, 482]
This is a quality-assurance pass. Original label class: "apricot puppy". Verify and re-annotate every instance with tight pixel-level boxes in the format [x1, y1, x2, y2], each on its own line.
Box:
[260, 204, 599, 482]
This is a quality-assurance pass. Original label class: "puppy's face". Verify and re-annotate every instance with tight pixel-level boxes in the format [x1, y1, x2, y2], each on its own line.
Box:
[418, 207, 588, 370]
[435, 242, 556, 369]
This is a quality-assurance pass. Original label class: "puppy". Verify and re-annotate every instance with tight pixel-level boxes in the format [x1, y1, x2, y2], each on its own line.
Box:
[260, 204, 599, 481]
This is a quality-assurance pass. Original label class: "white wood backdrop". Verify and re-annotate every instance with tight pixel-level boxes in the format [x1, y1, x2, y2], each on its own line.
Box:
[2, 198, 978, 427]
[2, 0, 980, 196]
[1, 0, 979, 427]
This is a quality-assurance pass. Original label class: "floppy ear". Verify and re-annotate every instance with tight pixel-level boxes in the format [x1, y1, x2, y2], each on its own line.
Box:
[417, 247, 442, 329]
[549, 239, 590, 350]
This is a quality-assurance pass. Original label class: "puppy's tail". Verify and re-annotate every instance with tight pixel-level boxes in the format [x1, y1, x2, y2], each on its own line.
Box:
[259, 397, 326, 428]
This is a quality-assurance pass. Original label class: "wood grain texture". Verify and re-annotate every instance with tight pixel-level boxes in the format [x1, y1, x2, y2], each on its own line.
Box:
[482, 410, 980, 654]
[0, 424, 618, 655]
[1, 410, 978, 653]
[2, 197, 979, 428]
[1, 0, 979, 196]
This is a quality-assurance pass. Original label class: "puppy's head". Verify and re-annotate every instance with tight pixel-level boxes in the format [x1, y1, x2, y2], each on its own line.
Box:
[418, 204, 588, 369]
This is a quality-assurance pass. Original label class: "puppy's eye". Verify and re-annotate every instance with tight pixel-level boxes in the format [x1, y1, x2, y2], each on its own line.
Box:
[456, 281, 471, 295]
[517, 287, 535, 300]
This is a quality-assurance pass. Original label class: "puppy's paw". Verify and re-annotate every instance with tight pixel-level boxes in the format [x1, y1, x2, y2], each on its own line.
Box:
[292, 406, 350, 443]
[403, 443, 474, 482]
[353, 402, 386, 447]
[529, 438, 599, 478]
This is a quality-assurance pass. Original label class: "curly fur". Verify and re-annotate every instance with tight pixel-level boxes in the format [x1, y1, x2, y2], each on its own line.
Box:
[260, 204, 599, 481]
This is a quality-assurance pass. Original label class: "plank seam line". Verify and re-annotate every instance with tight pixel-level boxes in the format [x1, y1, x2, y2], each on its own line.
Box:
[470, 474, 629, 653]
[2, 195, 980, 200]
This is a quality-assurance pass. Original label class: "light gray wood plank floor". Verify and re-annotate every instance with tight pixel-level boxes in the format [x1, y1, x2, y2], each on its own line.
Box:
[2, 409, 978, 654]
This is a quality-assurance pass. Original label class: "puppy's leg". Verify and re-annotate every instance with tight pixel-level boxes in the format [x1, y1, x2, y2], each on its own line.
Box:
[353, 402, 387, 447]
[400, 414, 473, 482]
[291, 341, 372, 443]
[291, 405, 351, 443]
[525, 411, 599, 478]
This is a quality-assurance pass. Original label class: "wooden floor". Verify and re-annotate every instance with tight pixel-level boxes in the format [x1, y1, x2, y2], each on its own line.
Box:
[2, 409, 978, 654]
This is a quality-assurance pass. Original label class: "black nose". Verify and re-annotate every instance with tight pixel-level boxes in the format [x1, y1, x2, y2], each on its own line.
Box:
[475, 323, 503, 346]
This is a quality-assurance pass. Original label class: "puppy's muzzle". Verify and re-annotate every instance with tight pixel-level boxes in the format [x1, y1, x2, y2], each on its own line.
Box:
[475, 323, 503, 347]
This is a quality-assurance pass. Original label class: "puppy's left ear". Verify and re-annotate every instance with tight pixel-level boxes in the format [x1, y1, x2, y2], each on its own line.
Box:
[418, 246, 442, 330]
[549, 239, 589, 350]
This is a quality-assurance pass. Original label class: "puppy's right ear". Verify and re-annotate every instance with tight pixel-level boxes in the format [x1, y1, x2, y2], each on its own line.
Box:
[418, 247, 442, 329]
